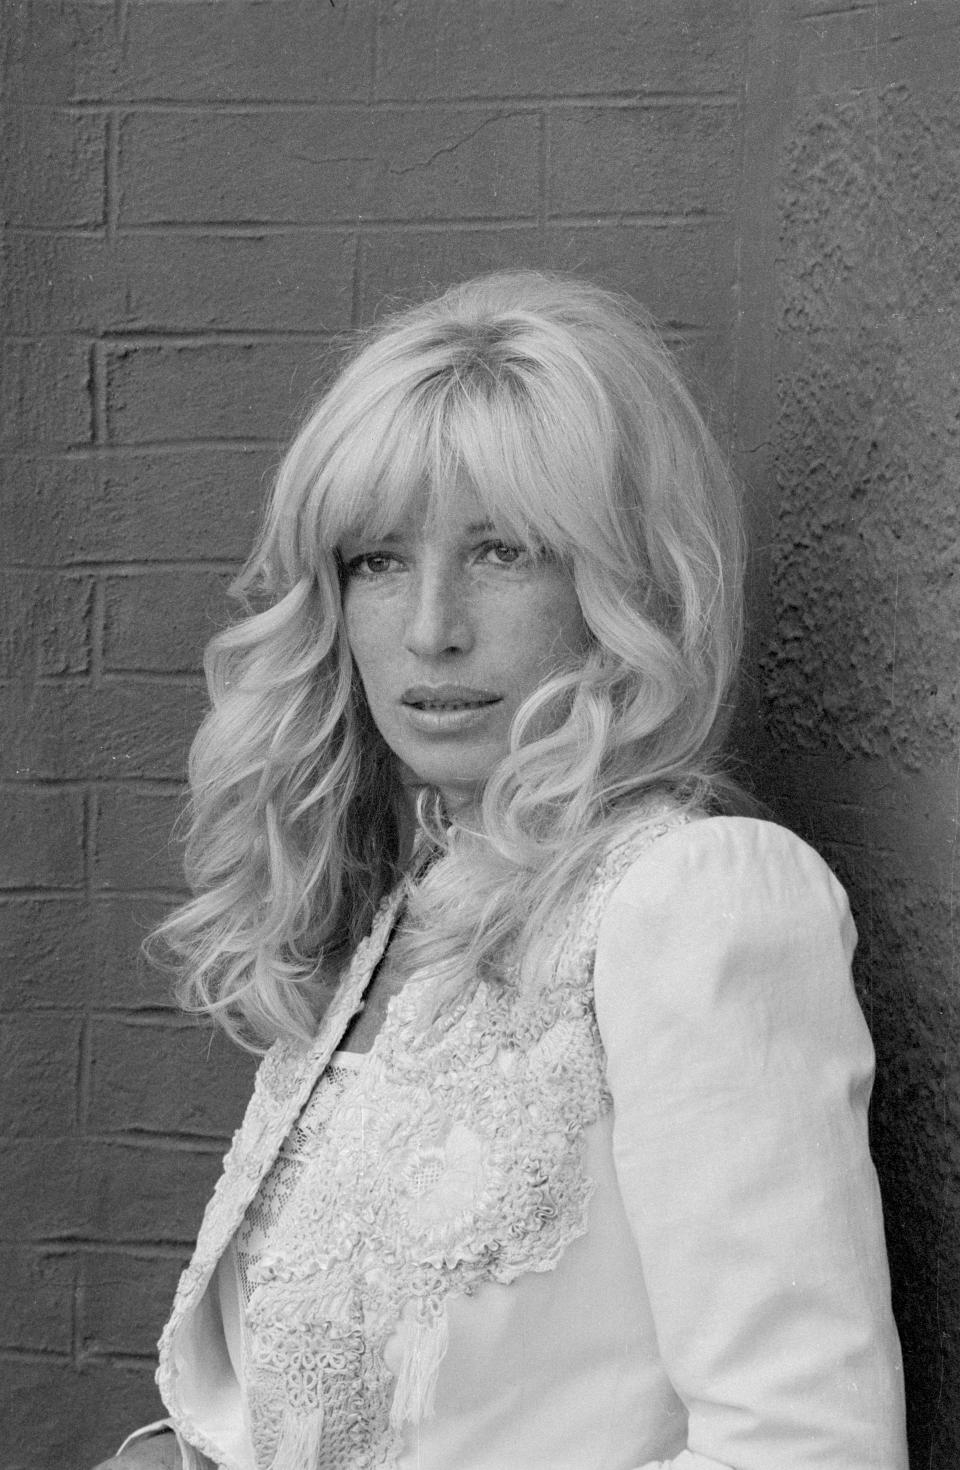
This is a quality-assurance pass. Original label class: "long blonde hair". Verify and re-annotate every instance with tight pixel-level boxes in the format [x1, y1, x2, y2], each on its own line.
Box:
[153, 272, 744, 1049]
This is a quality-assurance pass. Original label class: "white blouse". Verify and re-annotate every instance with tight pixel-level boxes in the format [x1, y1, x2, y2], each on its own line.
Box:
[131, 815, 907, 1470]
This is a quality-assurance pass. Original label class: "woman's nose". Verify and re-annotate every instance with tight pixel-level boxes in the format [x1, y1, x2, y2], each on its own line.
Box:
[403, 567, 473, 658]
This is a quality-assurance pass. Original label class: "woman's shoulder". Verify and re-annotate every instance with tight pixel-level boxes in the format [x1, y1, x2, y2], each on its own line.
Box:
[604, 810, 850, 924]
[592, 812, 859, 1029]
[592, 813, 877, 1150]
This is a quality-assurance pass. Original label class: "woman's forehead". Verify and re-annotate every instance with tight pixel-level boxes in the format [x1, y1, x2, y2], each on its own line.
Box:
[333, 470, 536, 546]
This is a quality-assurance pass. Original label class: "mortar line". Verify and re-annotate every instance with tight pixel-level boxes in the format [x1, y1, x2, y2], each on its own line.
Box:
[32, 1237, 211, 1257]
[46, 212, 726, 238]
[1, 559, 240, 576]
[0, 885, 186, 901]
[76, 1351, 172, 1371]
[89, 575, 105, 687]
[369, 0, 382, 103]
[89, 342, 108, 445]
[0, 1347, 75, 1366]
[81, 784, 97, 900]
[88, 1009, 207, 1031]
[89, 329, 341, 347]
[76, 1010, 91, 1134]
[0, 440, 277, 460]
[35, 92, 741, 115]
[350, 230, 363, 326]
[3, 226, 108, 240]
[0, 774, 189, 792]
[538, 109, 549, 231]
[70, 1252, 82, 1367]
[80, 1132, 230, 1154]
[0, 888, 87, 902]
[111, 219, 543, 237]
[7, 329, 338, 347]
[104, 110, 121, 242]
[115, 0, 130, 52]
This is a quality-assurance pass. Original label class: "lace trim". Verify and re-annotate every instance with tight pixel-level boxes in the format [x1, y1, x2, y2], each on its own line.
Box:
[158, 805, 688, 1470]
[156, 880, 409, 1463]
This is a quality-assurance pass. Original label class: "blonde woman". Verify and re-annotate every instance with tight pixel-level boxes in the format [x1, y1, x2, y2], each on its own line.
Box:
[97, 273, 907, 1470]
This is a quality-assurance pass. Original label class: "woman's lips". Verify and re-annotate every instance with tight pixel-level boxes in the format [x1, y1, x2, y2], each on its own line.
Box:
[399, 686, 502, 733]
[401, 685, 501, 711]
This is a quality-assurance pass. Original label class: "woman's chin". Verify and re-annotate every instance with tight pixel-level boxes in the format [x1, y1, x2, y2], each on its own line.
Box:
[396, 764, 485, 819]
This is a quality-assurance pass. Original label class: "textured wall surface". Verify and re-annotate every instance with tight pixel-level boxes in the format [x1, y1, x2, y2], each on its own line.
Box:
[1, 1, 957, 1465]
[0, 2, 747, 1464]
[757, 7, 960, 1462]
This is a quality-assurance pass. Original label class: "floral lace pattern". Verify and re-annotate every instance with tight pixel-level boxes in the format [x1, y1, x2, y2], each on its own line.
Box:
[239, 976, 608, 1469]
[156, 806, 686, 1470]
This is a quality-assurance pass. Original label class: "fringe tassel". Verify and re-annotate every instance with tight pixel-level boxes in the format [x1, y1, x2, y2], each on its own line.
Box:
[389, 1308, 450, 1430]
[266, 1403, 325, 1470]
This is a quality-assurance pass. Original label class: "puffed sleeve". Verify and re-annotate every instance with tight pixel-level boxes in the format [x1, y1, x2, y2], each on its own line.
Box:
[593, 817, 907, 1470]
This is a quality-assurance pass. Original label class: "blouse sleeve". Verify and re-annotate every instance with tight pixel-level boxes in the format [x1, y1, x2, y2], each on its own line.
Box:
[116, 1420, 213, 1470]
[592, 816, 907, 1470]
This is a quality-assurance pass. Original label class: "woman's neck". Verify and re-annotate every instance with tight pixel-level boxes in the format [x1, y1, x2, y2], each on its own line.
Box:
[396, 781, 481, 869]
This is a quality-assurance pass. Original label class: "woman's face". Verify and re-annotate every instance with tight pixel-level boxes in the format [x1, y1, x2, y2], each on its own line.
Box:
[340, 485, 590, 815]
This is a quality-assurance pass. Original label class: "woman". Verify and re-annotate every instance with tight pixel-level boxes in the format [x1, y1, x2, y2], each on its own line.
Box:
[99, 272, 907, 1470]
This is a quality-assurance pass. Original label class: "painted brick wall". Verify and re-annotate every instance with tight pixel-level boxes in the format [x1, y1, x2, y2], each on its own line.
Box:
[0, 3, 746, 1463]
[2, 2, 958, 1467]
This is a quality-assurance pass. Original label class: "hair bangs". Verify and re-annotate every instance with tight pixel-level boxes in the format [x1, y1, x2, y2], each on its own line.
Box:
[428, 358, 630, 576]
[445, 384, 574, 557]
[303, 384, 436, 558]
[300, 367, 565, 564]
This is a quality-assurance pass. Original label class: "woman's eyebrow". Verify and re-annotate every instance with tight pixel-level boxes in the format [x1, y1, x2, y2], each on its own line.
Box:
[341, 529, 401, 546]
[345, 521, 503, 543]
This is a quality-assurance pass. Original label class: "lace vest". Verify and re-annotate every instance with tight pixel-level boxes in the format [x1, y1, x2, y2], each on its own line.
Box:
[156, 808, 685, 1470]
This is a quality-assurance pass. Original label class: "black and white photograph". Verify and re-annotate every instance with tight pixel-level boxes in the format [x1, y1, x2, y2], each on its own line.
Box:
[2, 3, 956, 1466]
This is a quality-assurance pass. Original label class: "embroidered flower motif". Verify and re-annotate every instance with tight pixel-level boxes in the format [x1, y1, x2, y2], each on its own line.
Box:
[400, 1120, 486, 1231]
[282, 1345, 321, 1408]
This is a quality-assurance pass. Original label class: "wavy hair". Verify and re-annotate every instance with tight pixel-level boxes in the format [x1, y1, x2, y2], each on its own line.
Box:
[153, 271, 745, 1049]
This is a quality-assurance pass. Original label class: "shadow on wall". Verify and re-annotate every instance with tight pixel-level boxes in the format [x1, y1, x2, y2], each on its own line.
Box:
[757, 85, 960, 1468]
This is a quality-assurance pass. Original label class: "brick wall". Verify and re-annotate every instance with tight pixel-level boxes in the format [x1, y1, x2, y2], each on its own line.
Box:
[0, 4, 745, 1462]
[2, 2, 958, 1466]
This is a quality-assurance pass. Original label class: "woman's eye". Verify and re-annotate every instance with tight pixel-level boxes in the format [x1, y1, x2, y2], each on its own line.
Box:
[478, 542, 528, 567]
[343, 552, 400, 577]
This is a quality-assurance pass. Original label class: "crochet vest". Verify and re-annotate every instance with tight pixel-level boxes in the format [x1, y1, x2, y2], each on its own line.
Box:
[156, 806, 685, 1470]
